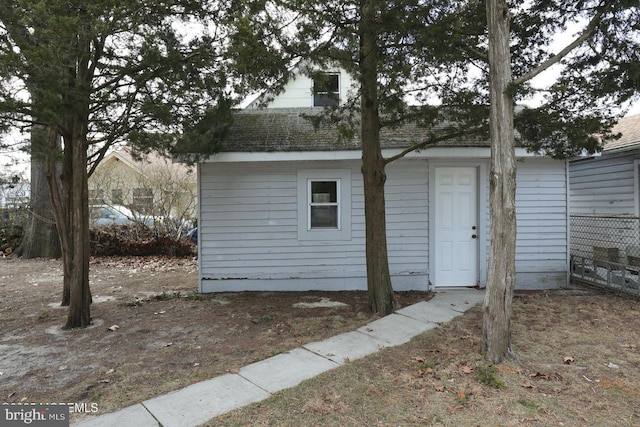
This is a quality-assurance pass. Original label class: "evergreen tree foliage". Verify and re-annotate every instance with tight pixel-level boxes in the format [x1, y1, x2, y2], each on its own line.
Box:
[0, 0, 276, 328]
[483, 0, 639, 363]
[228, 0, 639, 322]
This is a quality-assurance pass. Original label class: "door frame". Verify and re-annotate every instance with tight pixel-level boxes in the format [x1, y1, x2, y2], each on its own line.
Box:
[428, 161, 488, 289]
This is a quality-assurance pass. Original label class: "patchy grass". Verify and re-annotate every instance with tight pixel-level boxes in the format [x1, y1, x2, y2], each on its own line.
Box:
[3, 257, 639, 426]
[475, 364, 505, 389]
[211, 291, 640, 427]
[0, 257, 429, 424]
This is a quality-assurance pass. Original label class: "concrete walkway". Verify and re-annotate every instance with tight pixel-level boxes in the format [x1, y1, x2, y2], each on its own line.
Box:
[73, 289, 484, 427]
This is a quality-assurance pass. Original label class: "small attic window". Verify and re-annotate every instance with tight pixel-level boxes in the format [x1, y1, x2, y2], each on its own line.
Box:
[313, 73, 339, 107]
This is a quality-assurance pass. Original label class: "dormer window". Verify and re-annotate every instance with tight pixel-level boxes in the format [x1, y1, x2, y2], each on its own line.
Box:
[313, 73, 340, 106]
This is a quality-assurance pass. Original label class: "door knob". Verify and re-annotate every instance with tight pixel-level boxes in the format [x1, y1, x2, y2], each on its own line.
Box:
[472, 234, 477, 239]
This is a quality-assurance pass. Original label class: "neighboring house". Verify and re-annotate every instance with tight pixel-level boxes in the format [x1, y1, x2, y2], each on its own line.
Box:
[569, 114, 640, 216]
[569, 113, 640, 273]
[197, 69, 569, 293]
[89, 147, 197, 221]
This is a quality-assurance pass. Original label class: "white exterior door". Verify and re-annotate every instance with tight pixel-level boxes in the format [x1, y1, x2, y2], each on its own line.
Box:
[434, 167, 479, 287]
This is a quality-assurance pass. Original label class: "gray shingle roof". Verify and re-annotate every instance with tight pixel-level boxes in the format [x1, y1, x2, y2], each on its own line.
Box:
[220, 108, 489, 153]
[603, 114, 640, 152]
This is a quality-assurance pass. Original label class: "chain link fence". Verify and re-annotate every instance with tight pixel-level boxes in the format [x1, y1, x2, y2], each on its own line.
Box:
[570, 214, 640, 297]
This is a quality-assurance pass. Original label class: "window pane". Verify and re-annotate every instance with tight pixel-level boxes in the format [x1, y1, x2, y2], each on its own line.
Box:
[111, 189, 123, 205]
[89, 189, 104, 204]
[311, 181, 337, 203]
[313, 94, 338, 107]
[311, 206, 338, 228]
[313, 74, 339, 93]
[133, 188, 153, 214]
[313, 74, 339, 106]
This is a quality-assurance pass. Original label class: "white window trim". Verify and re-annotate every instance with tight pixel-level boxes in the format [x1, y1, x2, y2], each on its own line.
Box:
[297, 169, 351, 241]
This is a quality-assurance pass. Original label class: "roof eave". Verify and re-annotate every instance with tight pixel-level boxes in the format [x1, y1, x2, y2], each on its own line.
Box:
[202, 147, 544, 163]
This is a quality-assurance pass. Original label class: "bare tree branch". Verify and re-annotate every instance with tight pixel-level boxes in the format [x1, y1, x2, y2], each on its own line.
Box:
[514, 3, 610, 85]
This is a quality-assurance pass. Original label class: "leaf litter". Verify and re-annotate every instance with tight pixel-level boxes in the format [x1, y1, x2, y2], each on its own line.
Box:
[0, 256, 429, 424]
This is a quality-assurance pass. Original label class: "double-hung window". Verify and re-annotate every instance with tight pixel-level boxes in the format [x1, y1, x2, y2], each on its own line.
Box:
[133, 188, 153, 214]
[309, 180, 339, 229]
[313, 73, 340, 107]
[111, 189, 123, 205]
[297, 169, 351, 241]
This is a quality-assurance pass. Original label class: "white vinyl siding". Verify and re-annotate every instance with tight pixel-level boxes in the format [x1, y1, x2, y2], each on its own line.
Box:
[569, 150, 639, 216]
[251, 70, 357, 109]
[383, 160, 429, 279]
[198, 156, 568, 292]
[199, 159, 429, 292]
[514, 158, 569, 288]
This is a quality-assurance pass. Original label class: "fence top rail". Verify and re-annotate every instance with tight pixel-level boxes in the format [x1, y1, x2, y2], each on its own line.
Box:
[570, 214, 640, 220]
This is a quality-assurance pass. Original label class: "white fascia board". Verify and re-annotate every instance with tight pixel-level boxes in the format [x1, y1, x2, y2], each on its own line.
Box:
[202, 147, 541, 163]
[102, 151, 143, 174]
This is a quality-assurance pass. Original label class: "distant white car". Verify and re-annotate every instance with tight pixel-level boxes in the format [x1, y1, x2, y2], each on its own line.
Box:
[90, 205, 153, 227]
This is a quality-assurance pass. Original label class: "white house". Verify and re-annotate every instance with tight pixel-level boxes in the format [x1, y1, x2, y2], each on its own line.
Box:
[569, 114, 640, 216]
[568, 114, 640, 273]
[196, 69, 569, 293]
[89, 147, 197, 220]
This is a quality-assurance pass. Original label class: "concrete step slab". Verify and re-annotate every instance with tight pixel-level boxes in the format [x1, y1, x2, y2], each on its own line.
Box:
[430, 289, 485, 312]
[357, 313, 436, 346]
[304, 330, 389, 364]
[239, 348, 339, 394]
[142, 373, 270, 427]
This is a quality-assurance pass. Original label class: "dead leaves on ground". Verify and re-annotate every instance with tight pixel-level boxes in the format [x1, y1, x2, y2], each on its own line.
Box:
[91, 255, 197, 272]
[405, 354, 487, 398]
[366, 384, 383, 396]
[459, 364, 475, 375]
[403, 351, 576, 403]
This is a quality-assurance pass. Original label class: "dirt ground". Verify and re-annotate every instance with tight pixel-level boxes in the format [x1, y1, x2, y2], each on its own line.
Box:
[0, 256, 430, 423]
[3, 257, 640, 426]
[214, 287, 640, 427]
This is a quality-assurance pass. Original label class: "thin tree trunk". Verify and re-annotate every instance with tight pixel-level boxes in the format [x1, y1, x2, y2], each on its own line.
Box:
[62, 124, 91, 329]
[43, 141, 71, 306]
[360, 0, 398, 314]
[483, 0, 517, 363]
[46, 118, 92, 329]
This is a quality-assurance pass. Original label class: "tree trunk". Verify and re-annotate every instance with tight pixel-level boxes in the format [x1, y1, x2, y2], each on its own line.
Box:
[360, 0, 398, 314]
[483, 0, 517, 363]
[14, 127, 61, 260]
[61, 125, 91, 329]
[46, 117, 92, 329]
